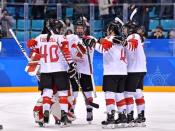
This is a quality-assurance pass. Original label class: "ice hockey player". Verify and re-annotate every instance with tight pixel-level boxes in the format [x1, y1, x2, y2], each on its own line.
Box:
[33, 85, 76, 127]
[33, 93, 60, 127]
[92, 20, 128, 128]
[26, 18, 76, 127]
[66, 19, 97, 124]
[122, 21, 147, 127]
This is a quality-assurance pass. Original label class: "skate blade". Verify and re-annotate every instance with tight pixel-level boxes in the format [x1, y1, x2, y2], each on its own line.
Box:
[40, 123, 47, 128]
[127, 122, 135, 127]
[60, 122, 71, 128]
[102, 124, 115, 129]
[134, 122, 146, 127]
[36, 121, 45, 127]
[38, 123, 44, 127]
[88, 121, 92, 124]
[115, 123, 127, 128]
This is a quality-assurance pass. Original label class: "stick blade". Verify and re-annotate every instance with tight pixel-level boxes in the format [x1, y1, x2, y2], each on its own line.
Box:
[89, 101, 99, 109]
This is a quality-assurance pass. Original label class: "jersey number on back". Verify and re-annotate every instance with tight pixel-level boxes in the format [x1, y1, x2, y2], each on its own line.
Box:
[120, 49, 127, 63]
[41, 45, 59, 63]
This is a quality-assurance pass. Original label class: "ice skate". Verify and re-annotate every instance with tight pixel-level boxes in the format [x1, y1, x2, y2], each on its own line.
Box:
[101, 110, 115, 129]
[54, 116, 60, 125]
[134, 111, 146, 127]
[127, 111, 135, 127]
[60, 110, 71, 127]
[115, 111, 127, 128]
[38, 122, 44, 127]
[55, 120, 61, 125]
[86, 108, 93, 124]
[43, 110, 50, 124]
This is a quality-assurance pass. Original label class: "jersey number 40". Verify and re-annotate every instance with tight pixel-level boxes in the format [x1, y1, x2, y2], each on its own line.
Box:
[40, 45, 59, 63]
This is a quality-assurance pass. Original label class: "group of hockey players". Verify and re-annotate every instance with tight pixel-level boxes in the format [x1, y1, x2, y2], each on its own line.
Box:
[25, 8, 147, 129]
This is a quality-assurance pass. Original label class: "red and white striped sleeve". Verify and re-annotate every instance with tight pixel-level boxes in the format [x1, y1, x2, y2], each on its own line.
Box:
[60, 40, 73, 64]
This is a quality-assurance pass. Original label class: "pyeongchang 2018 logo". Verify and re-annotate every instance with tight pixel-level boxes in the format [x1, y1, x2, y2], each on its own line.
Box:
[146, 67, 169, 86]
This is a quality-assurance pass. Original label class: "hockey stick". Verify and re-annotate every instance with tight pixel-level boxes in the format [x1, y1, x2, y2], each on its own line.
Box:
[84, 43, 97, 98]
[9, 28, 40, 81]
[48, 28, 99, 109]
[9, 29, 30, 61]
[115, 17, 124, 26]
[115, 8, 137, 26]
[130, 8, 137, 21]
[79, 15, 97, 97]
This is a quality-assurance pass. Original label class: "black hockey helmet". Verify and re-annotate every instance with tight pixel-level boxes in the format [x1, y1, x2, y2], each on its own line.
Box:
[75, 19, 86, 27]
[123, 21, 139, 35]
[107, 20, 121, 36]
[41, 19, 65, 42]
[42, 19, 64, 34]
[47, 19, 64, 34]
[75, 19, 86, 37]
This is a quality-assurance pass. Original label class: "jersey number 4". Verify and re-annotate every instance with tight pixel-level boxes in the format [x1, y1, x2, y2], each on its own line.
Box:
[120, 49, 127, 63]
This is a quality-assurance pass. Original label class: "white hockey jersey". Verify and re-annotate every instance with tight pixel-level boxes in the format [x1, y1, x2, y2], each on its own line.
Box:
[95, 35, 127, 75]
[34, 34, 70, 73]
[66, 34, 94, 75]
[126, 33, 147, 73]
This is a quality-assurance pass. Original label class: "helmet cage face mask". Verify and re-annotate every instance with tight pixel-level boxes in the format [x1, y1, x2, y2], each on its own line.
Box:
[76, 25, 85, 37]
[75, 20, 86, 37]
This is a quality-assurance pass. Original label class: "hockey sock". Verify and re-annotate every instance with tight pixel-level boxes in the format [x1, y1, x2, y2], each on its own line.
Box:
[42, 89, 53, 112]
[59, 90, 68, 113]
[115, 93, 126, 113]
[134, 89, 145, 114]
[124, 91, 134, 114]
[105, 91, 115, 114]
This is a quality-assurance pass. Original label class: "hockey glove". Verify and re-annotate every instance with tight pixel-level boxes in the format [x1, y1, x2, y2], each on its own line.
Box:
[82, 37, 96, 48]
[30, 52, 42, 61]
[25, 61, 40, 76]
[68, 62, 77, 79]
[27, 39, 38, 49]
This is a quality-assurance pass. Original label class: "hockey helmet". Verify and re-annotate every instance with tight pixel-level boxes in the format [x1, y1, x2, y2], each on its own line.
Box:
[123, 21, 139, 36]
[46, 18, 64, 34]
[107, 20, 121, 36]
[75, 20, 86, 37]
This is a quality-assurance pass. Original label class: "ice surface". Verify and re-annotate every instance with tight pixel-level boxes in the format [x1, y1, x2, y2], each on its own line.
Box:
[0, 92, 175, 131]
